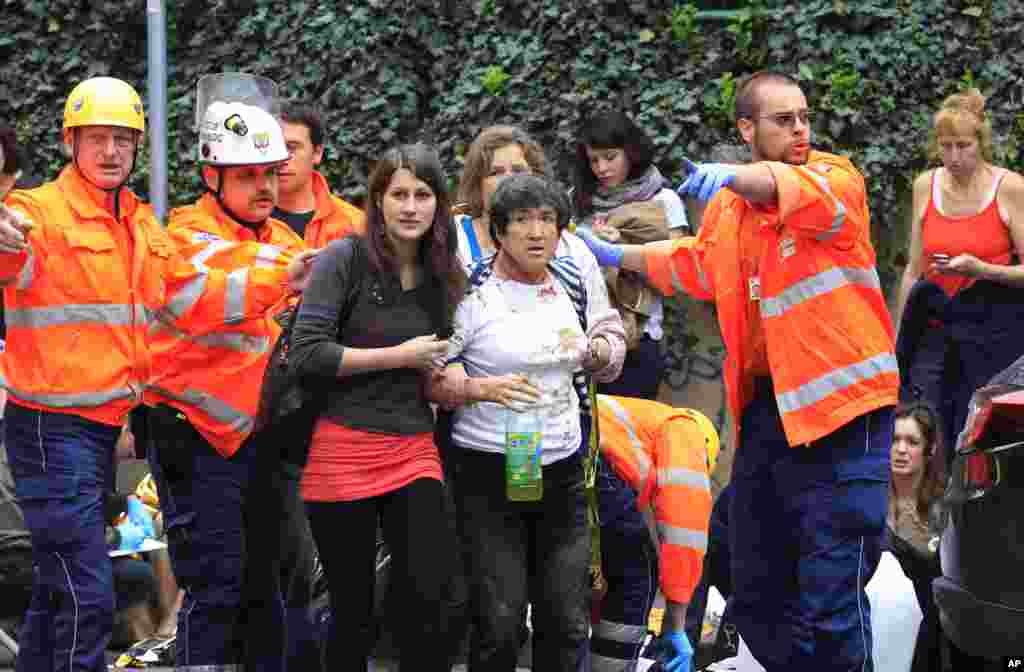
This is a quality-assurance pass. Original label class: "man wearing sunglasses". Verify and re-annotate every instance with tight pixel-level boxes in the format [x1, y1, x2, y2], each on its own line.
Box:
[578, 70, 898, 671]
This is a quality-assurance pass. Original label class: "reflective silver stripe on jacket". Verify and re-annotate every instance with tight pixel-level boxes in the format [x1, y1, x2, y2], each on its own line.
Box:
[189, 240, 235, 269]
[255, 243, 281, 267]
[148, 385, 254, 435]
[657, 522, 709, 552]
[657, 466, 710, 492]
[795, 165, 847, 242]
[148, 320, 270, 354]
[225, 268, 248, 325]
[164, 274, 208, 321]
[0, 375, 137, 408]
[16, 247, 34, 289]
[600, 396, 653, 495]
[760, 266, 880, 319]
[5, 303, 150, 329]
[775, 352, 899, 416]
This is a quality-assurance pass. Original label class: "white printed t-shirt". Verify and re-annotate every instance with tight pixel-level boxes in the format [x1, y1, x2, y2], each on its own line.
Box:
[447, 274, 587, 465]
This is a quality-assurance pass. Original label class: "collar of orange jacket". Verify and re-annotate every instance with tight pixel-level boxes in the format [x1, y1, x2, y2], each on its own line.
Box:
[311, 170, 337, 222]
[193, 192, 280, 243]
[60, 165, 140, 222]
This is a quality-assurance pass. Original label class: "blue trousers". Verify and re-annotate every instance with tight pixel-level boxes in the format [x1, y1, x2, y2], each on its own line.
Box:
[730, 380, 892, 671]
[147, 407, 283, 670]
[592, 462, 659, 672]
[5, 402, 120, 672]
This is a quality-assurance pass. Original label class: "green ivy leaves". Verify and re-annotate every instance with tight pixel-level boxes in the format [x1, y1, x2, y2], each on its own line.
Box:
[2, 0, 1024, 303]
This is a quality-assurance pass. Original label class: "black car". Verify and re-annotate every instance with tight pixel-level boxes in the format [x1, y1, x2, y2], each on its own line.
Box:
[934, 356, 1024, 661]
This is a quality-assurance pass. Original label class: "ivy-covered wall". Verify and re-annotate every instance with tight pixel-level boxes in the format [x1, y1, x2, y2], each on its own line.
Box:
[2, 0, 1023, 293]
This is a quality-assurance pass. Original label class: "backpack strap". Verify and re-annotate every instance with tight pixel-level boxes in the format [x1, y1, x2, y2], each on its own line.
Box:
[461, 215, 483, 264]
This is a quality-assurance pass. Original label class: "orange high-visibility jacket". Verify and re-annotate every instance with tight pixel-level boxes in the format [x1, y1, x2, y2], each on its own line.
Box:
[645, 151, 898, 446]
[0, 167, 293, 427]
[145, 193, 306, 457]
[597, 394, 713, 604]
[303, 171, 365, 249]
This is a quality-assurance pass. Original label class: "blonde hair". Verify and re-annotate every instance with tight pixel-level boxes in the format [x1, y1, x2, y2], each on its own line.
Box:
[927, 88, 993, 163]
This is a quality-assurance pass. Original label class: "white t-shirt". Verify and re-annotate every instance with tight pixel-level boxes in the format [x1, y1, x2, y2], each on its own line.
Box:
[447, 274, 587, 464]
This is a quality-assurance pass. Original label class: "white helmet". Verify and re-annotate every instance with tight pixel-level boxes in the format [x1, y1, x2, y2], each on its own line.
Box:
[199, 101, 288, 166]
[195, 73, 288, 166]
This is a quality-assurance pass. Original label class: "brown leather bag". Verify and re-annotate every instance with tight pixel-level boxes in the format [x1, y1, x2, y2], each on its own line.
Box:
[593, 201, 670, 350]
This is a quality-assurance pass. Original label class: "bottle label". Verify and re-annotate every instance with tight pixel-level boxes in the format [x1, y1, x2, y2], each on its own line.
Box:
[506, 431, 543, 502]
[506, 432, 542, 481]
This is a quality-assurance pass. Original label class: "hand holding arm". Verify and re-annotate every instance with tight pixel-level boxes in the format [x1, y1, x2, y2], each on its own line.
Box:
[286, 248, 320, 293]
[426, 364, 540, 410]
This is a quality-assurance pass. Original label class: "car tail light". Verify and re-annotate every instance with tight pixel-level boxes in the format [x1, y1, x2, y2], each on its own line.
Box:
[964, 451, 997, 491]
[960, 402, 993, 450]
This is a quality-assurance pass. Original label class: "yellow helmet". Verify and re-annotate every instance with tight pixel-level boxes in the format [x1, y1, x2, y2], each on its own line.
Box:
[680, 408, 721, 473]
[63, 77, 145, 133]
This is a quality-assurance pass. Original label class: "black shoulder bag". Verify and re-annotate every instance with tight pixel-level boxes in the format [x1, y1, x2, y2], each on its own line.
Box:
[255, 238, 366, 467]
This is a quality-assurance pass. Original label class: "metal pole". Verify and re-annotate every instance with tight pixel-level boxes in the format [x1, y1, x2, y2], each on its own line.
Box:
[146, 0, 168, 223]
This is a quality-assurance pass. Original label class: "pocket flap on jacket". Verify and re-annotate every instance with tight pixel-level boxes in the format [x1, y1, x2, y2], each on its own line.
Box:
[64, 228, 116, 252]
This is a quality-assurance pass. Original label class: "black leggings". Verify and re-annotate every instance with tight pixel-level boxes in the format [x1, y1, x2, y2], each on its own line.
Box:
[305, 477, 453, 672]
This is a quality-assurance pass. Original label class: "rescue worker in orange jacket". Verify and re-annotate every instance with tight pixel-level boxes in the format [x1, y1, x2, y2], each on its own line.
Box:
[578, 71, 899, 672]
[140, 73, 314, 672]
[592, 395, 717, 672]
[274, 101, 365, 246]
[0, 77, 312, 672]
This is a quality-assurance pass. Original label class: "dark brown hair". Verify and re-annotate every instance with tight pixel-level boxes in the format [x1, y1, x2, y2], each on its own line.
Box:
[572, 110, 657, 217]
[280, 101, 324, 148]
[892, 401, 948, 521]
[365, 143, 465, 330]
[456, 125, 550, 219]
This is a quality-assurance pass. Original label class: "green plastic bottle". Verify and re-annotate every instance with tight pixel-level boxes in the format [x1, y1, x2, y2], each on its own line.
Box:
[505, 408, 543, 501]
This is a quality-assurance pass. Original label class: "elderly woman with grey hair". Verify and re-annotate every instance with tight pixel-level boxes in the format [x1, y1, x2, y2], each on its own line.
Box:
[430, 173, 625, 671]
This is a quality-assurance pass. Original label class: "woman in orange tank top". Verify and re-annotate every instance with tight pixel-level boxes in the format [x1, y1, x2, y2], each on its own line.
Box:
[894, 88, 1024, 455]
[896, 88, 1024, 323]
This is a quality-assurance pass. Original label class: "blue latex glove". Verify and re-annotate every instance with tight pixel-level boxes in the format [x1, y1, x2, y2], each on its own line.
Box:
[126, 496, 155, 538]
[576, 228, 624, 268]
[665, 631, 693, 672]
[678, 157, 737, 202]
[116, 521, 146, 552]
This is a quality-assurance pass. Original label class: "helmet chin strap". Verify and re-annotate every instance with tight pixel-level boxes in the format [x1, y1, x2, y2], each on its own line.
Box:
[203, 165, 268, 230]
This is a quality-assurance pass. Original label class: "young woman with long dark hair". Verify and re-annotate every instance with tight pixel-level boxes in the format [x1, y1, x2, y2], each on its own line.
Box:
[289, 143, 465, 671]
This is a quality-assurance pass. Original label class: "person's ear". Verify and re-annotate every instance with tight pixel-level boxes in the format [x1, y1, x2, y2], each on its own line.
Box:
[737, 117, 755, 145]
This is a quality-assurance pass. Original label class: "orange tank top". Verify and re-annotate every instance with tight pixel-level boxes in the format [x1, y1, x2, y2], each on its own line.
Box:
[921, 167, 1013, 296]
